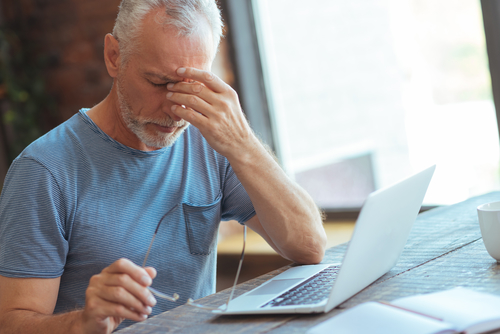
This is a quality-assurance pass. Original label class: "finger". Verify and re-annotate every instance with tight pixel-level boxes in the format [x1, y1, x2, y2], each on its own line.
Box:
[145, 267, 157, 279]
[104, 258, 152, 287]
[170, 104, 209, 129]
[104, 272, 157, 308]
[97, 283, 154, 315]
[167, 81, 215, 106]
[176, 67, 226, 93]
[166, 91, 213, 117]
[86, 294, 149, 323]
[167, 81, 205, 95]
[87, 273, 155, 315]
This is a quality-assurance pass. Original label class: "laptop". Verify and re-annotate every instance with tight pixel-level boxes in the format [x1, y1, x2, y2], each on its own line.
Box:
[215, 165, 435, 315]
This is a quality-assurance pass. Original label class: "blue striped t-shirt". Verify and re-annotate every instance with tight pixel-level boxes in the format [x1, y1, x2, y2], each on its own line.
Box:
[0, 109, 255, 329]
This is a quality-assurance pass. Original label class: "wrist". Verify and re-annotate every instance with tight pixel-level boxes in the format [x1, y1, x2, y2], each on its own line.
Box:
[69, 310, 87, 334]
[226, 135, 268, 172]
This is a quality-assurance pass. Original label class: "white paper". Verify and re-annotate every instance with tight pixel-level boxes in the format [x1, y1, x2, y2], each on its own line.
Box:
[392, 287, 500, 334]
[307, 302, 455, 334]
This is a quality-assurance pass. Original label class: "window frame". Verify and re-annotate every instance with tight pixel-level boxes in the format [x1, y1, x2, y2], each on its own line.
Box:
[481, 0, 500, 139]
[219, 0, 281, 158]
[219, 0, 500, 218]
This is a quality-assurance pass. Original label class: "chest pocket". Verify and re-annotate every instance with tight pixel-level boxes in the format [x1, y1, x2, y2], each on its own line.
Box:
[182, 191, 222, 255]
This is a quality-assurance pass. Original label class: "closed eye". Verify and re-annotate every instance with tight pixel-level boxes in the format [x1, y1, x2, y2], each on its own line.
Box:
[149, 81, 169, 88]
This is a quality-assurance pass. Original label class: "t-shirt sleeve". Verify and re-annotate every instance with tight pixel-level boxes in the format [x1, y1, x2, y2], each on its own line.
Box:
[220, 162, 256, 224]
[0, 157, 68, 278]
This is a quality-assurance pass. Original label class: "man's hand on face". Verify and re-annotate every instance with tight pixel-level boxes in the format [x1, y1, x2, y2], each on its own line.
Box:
[82, 258, 157, 333]
[166, 68, 258, 161]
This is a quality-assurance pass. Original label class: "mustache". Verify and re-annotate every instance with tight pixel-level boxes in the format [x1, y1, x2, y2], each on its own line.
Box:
[148, 117, 186, 128]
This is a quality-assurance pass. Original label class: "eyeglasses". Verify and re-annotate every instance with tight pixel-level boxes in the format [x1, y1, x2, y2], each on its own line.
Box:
[142, 205, 180, 302]
[142, 204, 247, 311]
[186, 224, 246, 311]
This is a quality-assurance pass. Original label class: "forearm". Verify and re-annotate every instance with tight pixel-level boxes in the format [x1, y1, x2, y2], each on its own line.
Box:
[0, 309, 84, 334]
[228, 137, 327, 264]
[165, 67, 327, 262]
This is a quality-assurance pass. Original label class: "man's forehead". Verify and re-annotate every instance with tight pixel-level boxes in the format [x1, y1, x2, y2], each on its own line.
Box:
[130, 13, 214, 79]
[140, 49, 212, 79]
[136, 9, 215, 59]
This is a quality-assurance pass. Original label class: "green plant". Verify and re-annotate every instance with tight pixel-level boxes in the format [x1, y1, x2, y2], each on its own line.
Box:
[0, 26, 57, 164]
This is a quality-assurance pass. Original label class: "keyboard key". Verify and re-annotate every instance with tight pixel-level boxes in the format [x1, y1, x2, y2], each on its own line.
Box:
[261, 265, 340, 308]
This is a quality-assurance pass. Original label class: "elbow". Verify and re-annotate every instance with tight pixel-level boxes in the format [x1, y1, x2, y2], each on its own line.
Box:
[285, 229, 327, 265]
[293, 250, 325, 265]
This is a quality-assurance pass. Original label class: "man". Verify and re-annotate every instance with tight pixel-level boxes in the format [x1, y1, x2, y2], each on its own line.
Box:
[0, 0, 326, 333]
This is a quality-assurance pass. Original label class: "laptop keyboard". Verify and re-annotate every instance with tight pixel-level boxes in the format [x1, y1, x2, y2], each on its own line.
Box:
[261, 265, 340, 308]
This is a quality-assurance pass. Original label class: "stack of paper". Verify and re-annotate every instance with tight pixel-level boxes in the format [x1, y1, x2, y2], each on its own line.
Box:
[307, 287, 500, 334]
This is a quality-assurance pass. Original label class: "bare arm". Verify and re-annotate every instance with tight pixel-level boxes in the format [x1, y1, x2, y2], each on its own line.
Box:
[0, 276, 83, 334]
[168, 68, 327, 264]
[0, 259, 157, 334]
[230, 142, 326, 264]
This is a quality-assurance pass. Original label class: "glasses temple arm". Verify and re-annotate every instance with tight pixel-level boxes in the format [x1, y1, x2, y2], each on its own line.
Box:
[225, 224, 247, 306]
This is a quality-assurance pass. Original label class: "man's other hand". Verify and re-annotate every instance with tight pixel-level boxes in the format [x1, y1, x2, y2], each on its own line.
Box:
[82, 258, 157, 333]
[0, 259, 157, 334]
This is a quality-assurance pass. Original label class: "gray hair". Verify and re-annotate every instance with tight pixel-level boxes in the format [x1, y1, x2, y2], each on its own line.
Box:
[112, 0, 223, 62]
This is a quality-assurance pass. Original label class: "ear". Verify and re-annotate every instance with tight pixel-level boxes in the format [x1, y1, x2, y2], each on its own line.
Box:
[104, 33, 121, 78]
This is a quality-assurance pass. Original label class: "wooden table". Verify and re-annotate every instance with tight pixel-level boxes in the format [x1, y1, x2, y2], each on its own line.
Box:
[117, 192, 500, 333]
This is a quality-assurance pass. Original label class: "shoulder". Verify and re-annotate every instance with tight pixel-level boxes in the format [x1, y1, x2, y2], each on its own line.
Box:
[10, 112, 92, 184]
[18, 113, 91, 165]
[21, 112, 85, 162]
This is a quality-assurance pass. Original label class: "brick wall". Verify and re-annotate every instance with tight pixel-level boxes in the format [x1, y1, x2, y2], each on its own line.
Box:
[2, 0, 120, 123]
[1, 0, 233, 124]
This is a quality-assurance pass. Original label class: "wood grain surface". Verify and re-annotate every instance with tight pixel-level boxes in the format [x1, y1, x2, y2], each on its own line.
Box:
[117, 192, 500, 333]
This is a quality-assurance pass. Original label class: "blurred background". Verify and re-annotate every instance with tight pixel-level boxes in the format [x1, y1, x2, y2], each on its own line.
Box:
[0, 0, 116, 171]
[1, 0, 499, 207]
[1, 0, 500, 290]
[0, 0, 236, 174]
[255, 0, 499, 208]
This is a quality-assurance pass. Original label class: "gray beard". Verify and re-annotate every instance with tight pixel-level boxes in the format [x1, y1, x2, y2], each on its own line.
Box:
[116, 80, 189, 149]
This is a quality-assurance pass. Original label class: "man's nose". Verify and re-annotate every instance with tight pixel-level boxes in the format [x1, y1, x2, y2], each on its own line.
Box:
[162, 99, 183, 122]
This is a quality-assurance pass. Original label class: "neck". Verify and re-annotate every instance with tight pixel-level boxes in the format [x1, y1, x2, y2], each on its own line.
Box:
[87, 84, 156, 151]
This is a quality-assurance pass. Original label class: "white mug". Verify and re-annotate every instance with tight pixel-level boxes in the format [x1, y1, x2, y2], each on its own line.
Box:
[477, 201, 500, 262]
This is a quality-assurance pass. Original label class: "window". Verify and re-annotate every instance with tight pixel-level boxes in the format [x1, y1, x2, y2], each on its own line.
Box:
[248, 0, 499, 208]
